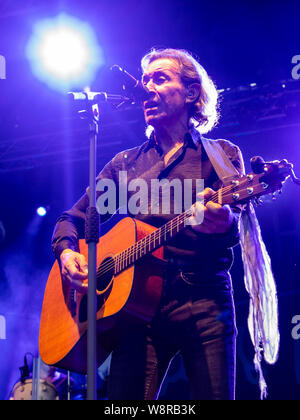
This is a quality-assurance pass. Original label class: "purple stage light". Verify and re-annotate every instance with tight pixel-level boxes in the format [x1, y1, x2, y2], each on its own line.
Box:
[26, 13, 104, 92]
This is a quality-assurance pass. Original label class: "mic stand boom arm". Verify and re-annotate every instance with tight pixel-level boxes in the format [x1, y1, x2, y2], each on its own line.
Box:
[68, 91, 133, 109]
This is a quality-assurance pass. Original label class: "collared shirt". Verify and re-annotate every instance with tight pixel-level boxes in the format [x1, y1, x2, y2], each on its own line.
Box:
[52, 133, 243, 278]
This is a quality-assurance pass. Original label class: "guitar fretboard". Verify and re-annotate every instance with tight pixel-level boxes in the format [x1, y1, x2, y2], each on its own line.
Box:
[114, 207, 194, 274]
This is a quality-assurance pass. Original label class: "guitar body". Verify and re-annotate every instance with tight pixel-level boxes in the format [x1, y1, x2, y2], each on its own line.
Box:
[39, 215, 164, 372]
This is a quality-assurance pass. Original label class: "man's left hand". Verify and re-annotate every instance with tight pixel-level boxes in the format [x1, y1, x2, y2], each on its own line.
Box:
[188, 187, 234, 234]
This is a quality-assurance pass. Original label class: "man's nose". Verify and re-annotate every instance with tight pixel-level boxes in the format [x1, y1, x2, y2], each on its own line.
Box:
[144, 85, 157, 102]
[145, 79, 156, 93]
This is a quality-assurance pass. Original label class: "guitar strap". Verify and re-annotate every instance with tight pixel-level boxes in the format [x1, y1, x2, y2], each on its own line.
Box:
[200, 135, 241, 184]
[194, 130, 280, 400]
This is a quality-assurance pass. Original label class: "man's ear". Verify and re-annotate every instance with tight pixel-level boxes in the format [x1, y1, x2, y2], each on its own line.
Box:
[186, 83, 201, 103]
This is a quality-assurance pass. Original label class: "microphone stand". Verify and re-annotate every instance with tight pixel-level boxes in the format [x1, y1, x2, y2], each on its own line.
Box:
[70, 91, 132, 401]
[86, 102, 99, 401]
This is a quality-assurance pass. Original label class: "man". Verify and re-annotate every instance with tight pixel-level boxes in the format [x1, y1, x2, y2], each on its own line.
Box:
[52, 48, 244, 399]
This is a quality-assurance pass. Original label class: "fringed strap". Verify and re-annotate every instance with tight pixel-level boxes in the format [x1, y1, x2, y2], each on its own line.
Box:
[195, 129, 280, 399]
[239, 202, 280, 399]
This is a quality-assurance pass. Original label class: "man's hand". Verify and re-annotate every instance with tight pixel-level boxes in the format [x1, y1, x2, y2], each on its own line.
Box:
[188, 188, 234, 234]
[60, 249, 88, 294]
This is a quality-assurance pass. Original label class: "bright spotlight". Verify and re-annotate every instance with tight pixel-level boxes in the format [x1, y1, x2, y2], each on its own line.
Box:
[36, 207, 47, 217]
[26, 13, 104, 92]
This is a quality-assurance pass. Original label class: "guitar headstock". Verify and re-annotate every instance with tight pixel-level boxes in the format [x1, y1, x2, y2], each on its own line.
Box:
[222, 159, 292, 206]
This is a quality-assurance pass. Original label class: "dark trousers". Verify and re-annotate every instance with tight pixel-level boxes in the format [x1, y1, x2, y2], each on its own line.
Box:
[107, 271, 237, 400]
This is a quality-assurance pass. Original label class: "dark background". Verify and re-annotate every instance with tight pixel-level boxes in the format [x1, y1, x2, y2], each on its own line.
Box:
[0, 0, 299, 400]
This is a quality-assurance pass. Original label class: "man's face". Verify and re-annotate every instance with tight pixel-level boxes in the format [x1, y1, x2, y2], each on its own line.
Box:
[142, 58, 188, 128]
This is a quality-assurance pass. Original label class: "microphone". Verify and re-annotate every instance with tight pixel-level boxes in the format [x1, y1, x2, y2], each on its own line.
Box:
[110, 65, 150, 102]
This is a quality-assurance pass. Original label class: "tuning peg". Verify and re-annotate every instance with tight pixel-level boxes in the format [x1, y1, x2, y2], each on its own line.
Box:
[272, 192, 277, 201]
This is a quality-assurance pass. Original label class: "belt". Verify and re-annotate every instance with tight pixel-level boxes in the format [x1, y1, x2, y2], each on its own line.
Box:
[165, 257, 229, 286]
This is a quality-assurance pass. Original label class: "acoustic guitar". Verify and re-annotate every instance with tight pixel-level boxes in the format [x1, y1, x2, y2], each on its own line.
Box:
[39, 159, 290, 372]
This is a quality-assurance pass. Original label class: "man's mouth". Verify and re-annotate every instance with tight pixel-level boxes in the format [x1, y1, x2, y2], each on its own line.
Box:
[144, 100, 159, 110]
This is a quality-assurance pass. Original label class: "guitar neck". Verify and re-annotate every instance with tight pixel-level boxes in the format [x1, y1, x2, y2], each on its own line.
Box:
[113, 185, 235, 274]
[113, 156, 292, 275]
[113, 212, 188, 274]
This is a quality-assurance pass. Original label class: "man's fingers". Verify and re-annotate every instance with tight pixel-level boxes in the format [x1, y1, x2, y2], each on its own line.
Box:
[74, 254, 88, 273]
[187, 202, 205, 225]
[70, 269, 88, 280]
[64, 258, 88, 280]
[61, 250, 89, 293]
[62, 266, 88, 293]
[197, 187, 215, 200]
[189, 196, 234, 234]
[206, 202, 230, 217]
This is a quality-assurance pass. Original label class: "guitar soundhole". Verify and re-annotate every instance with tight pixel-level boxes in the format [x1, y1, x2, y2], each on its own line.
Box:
[78, 257, 115, 323]
[78, 294, 108, 323]
[97, 257, 114, 292]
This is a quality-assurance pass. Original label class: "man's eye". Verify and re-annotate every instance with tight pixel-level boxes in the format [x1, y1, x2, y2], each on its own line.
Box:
[142, 74, 167, 86]
[155, 76, 166, 84]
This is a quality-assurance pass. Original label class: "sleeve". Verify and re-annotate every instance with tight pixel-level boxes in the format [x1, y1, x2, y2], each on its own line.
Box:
[209, 139, 245, 249]
[51, 153, 122, 260]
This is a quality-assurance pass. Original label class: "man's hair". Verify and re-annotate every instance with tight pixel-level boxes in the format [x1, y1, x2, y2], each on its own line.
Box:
[141, 47, 219, 135]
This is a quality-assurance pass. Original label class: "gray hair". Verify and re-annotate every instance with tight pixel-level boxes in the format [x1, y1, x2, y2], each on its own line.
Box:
[141, 48, 219, 135]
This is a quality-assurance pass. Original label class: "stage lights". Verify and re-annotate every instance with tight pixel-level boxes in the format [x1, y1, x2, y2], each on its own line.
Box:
[36, 207, 47, 217]
[26, 13, 104, 92]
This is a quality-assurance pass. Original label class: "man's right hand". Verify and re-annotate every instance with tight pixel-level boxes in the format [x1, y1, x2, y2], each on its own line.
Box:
[60, 249, 88, 294]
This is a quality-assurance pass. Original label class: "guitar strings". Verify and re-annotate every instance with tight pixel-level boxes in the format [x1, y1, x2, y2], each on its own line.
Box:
[96, 189, 243, 277]
[95, 177, 254, 278]
[96, 182, 250, 277]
